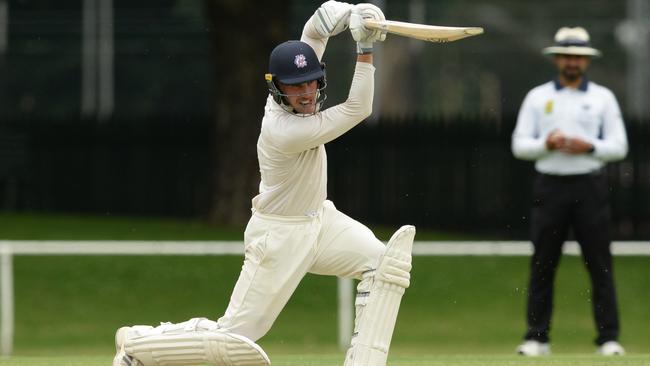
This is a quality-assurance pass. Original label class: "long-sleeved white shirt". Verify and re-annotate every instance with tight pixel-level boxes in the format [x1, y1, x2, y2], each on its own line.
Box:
[512, 80, 628, 175]
[251, 60, 375, 216]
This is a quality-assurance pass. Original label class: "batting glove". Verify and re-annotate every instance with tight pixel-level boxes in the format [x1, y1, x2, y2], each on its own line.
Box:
[350, 3, 386, 54]
[313, 1, 354, 39]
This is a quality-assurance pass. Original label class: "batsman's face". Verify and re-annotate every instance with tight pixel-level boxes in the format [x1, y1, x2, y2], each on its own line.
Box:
[279, 80, 319, 115]
[554, 54, 590, 82]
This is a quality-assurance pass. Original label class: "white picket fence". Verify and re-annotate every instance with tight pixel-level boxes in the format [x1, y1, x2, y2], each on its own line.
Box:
[1, 240, 649, 356]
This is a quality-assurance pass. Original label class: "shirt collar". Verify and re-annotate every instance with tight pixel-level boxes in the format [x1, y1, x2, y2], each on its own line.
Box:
[554, 77, 589, 92]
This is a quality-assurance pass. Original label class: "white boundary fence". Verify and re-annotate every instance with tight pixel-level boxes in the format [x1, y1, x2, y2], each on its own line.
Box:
[1, 240, 649, 356]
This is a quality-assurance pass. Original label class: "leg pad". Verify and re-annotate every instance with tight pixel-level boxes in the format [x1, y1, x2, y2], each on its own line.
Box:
[344, 225, 415, 366]
[123, 318, 271, 366]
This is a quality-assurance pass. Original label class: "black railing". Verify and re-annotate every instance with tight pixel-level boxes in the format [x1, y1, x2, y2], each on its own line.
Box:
[1, 117, 648, 239]
[328, 117, 650, 239]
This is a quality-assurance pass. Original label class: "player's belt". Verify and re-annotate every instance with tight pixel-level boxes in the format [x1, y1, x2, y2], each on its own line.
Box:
[539, 168, 603, 180]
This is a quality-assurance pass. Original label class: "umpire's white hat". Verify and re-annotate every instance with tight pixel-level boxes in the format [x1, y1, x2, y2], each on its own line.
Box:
[543, 27, 602, 57]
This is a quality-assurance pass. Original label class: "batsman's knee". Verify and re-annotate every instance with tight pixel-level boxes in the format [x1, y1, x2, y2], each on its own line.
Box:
[376, 255, 411, 289]
[376, 225, 415, 287]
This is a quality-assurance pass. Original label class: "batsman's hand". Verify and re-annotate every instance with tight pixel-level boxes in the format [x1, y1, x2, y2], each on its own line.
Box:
[313, 1, 354, 38]
[350, 3, 386, 54]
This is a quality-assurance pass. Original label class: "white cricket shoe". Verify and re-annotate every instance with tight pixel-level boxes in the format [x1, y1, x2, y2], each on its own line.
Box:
[597, 341, 625, 356]
[516, 340, 551, 356]
[113, 327, 143, 366]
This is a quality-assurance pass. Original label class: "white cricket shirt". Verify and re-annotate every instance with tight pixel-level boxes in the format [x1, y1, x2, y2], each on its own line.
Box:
[251, 62, 375, 216]
[512, 80, 628, 175]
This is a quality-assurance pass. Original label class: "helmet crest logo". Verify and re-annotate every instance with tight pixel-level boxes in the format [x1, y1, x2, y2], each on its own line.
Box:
[294, 54, 308, 68]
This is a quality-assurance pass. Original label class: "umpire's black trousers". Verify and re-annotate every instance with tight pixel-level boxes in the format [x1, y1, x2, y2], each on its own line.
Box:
[524, 171, 620, 345]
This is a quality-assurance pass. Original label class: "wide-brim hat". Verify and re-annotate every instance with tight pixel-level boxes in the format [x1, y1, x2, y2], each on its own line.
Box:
[542, 27, 602, 57]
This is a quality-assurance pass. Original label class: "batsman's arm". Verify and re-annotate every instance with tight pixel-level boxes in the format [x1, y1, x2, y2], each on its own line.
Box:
[301, 23, 328, 61]
[357, 53, 372, 64]
[269, 62, 375, 154]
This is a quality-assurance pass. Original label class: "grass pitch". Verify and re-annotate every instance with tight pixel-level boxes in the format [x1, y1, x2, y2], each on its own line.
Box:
[11, 255, 650, 356]
[3, 213, 650, 363]
[1, 354, 650, 366]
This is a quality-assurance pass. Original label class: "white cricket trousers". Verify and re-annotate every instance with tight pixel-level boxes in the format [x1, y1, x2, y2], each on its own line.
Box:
[216, 200, 385, 341]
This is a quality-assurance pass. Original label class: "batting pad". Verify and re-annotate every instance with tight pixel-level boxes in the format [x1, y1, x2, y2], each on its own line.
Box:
[344, 225, 415, 366]
[125, 327, 270, 366]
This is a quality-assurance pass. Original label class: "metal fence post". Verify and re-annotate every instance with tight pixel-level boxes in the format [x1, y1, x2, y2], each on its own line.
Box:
[337, 277, 354, 351]
[0, 243, 14, 356]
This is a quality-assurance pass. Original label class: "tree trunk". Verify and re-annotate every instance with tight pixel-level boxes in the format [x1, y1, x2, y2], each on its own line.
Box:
[205, 0, 291, 225]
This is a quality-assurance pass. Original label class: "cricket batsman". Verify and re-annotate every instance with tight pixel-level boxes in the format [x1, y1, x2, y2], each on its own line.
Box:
[113, 2, 415, 365]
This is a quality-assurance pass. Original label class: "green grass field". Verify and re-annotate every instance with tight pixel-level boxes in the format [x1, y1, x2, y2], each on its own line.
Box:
[2, 213, 649, 365]
[2, 354, 650, 366]
[0, 213, 476, 241]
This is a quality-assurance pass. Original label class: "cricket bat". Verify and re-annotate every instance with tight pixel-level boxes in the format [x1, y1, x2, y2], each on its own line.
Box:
[363, 19, 484, 43]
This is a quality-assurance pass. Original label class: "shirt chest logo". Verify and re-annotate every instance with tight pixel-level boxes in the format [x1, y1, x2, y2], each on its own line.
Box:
[544, 100, 554, 114]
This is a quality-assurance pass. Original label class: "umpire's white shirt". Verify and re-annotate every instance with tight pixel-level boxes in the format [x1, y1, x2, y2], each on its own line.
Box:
[512, 80, 628, 175]
[252, 62, 375, 216]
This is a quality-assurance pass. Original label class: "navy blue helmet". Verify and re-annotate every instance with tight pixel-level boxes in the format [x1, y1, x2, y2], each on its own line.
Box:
[265, 41, 327, 113]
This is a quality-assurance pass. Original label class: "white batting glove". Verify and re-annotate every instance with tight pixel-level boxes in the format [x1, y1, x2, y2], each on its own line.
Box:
[312, 1, 354, 38]
[349, 3, 386, 54]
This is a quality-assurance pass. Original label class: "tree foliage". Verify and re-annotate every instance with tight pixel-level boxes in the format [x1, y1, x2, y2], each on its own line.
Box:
[205, 0, 291, 225]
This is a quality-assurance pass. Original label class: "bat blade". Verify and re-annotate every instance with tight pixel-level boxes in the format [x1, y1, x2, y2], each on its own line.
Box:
[363, 19, 484, 43]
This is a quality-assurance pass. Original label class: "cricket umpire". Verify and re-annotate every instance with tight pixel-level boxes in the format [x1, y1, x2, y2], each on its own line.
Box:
[512, 26, 628, 356]
[113, 2, 416, 366]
